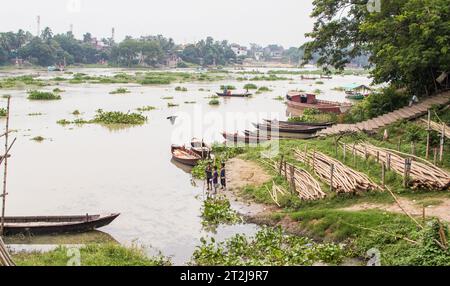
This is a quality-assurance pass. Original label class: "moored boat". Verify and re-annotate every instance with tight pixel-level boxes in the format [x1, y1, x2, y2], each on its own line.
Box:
[286, 91, 352, 114]
[3, 213, 120, 236]
[221, 132, 270, 144]
[171, 145, 202, 166]
[300, 75, 318, 80]
[263, 119, 333, 127]
[216, 92, 252, 97]
[345, 93, 365, 100]
[253, 122, 324, 134]
[190, 138, 211, 158]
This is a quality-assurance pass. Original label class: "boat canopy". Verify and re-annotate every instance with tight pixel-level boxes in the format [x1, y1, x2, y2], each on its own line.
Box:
[343, 83, 372, 92]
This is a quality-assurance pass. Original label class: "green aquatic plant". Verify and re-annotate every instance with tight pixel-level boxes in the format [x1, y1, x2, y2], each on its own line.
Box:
[220, 85, 236, 90]
[191, 227, 346, 266]
[167, 102, 179, 108]
[31, 136, 45, 142]
[258, 86, 271, 92]
[136, 105, 156, 112]
[273, 96, 284, 101]
[109, 88, 130, 94]
[162, 96, 174, 100]
[175, 86, 188, 92]
[72, 110, 81, 115]
[0, 108, 6, 117]
[93, 110, 147, 125]
[208, 99, 220, 105]
[28, 113, 43, 116]
[27, 90, 61, 100]
[243, 83, 258, 90]
[315, 81, 324, 85]
[201, 196, 242, 228]
[52, 88, 65, 93]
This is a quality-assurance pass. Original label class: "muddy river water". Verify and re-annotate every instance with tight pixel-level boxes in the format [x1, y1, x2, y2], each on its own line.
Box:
[0, 67, 371, 264]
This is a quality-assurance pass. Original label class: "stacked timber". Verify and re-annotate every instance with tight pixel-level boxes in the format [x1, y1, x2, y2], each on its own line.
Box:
[294, 150, 380, 194]
[0, 237, 14, 266]
[343, 142, 450, 190]
[265, 159, 325, 201]
[421, 119, 450, 139]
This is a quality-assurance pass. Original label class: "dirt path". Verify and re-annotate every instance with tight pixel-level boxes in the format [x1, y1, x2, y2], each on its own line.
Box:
[222, 158, 275, 217]
[342, 197, 450, 222]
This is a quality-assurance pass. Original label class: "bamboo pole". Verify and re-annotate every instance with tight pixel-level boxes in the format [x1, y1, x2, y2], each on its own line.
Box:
[439, 123, 445, 163]
[381, 163, 386, 187]
[426, 110, 431, 159]
[0, 97, 10, 236]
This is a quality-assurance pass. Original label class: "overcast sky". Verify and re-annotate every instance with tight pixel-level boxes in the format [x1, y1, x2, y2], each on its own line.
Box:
[0, 0, 314, 47]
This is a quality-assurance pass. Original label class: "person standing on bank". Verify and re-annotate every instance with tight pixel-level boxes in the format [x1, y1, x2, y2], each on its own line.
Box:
[212, 166, 219, 194]
[205, 163, 212, 190]
[220, 163, 226, 190]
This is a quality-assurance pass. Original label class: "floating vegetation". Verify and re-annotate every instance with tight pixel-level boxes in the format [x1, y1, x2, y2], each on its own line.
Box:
[273, 96, 284, 101]
[184, 101, 196, 104]
[243, 83, 258, 90]
[2, 95, 10, 98]
[315, 81, 324, 85]
[313, 89, 322, 94]
[162, 96, 174, 100]
[201, 196, 241, 229]
[175, 86, 188, 92]
[332, 87, 346, 91]
[72, 110, 81, 115]
[208, 99, 220, 105]
[220, 85, 236, 90]
[28, 112, 43, 116]
[0, 108, 6, 117]
[0, 75, 48, 89]
[249, 75, 290, 81]
[136, 105, 156, 112]
[93, 110, 147, 125]
[191, 227, 346, 266]
[27, 90, 61, 100]
[167, 102, 179, 108]
[52, 88, 65, 93]
[258, 86, 271, 92]
[31, 136, 45, 142]
[58, 110, 147, 125]
[109, 88, 130, 94]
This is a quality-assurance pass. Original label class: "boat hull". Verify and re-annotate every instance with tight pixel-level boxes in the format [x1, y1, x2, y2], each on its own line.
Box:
[216, 92, 251, 98]
[286, 100, 351, 114]
[171, 145, 201, 166]
[3, 213, 120, 236]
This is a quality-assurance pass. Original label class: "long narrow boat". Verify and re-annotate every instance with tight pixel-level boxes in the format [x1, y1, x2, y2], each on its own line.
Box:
[221, 132, 270, 144]
[3, 213, 120, 236]
[244, 130, 317, 140]
[253, 123, 323, 134]
[286, 91, 352, 114]
[171, 145, 201, 166]
[300, 75, 318, 80]
[216, 92, 252, 98]
[190, 138, 211, 158]
[263, 119, 333, 127]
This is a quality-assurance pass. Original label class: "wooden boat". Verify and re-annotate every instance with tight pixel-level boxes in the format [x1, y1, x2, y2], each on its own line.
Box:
[244, 130, 316, 140]
[216, 92, 252, 98]
[263, 119, 333, 127]
[300, 75, 318, 80]
[320, 75, 333, 79]
[190, 138, 211, 158]
[2, 213, 120, 236]
[171, 145, 201, 166]
[253, 123, 323, 134]
[221, 132, 270, 144]
[286, 91, 352, 114]
[345, 93, 365, 100]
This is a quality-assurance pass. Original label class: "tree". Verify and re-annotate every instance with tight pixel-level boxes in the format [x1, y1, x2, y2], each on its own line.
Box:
[304, 0, 450, 95]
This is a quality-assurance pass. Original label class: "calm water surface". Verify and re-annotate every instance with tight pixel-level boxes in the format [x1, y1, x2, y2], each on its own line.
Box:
[0, 68, 370, 264]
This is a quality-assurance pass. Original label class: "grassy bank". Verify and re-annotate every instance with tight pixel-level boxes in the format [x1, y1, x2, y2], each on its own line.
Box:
[12, 243, 171, 266]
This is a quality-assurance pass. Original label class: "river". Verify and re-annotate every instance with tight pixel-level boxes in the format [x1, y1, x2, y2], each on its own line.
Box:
[0, 67, 371, 265]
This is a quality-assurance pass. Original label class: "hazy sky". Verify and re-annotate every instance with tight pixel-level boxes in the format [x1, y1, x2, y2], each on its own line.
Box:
[0, 0, 314, 47]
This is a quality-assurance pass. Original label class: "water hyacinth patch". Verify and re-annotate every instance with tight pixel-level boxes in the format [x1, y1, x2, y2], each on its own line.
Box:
[27, 90, 61, 100]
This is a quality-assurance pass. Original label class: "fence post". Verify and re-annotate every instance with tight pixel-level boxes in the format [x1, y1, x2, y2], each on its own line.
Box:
[330, 164, 335, 192]
[381, 163, 386, 187]
[290, 165, 295, 195]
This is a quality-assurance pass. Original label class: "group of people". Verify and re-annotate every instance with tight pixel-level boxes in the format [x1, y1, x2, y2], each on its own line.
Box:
[205, 162, 226, 194]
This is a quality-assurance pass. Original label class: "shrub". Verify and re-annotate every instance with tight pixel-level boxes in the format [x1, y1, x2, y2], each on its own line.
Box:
[243, 83, 258, 90]
[209, 99, 220, 105]
[175, 86, 188, 92]
[27, 90, 61, 100]
[109, 88, 130, 94]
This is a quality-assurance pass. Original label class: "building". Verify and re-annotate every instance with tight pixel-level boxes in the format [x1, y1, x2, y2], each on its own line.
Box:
[231, 44, 248, 57]
[165, 54, 182, 68]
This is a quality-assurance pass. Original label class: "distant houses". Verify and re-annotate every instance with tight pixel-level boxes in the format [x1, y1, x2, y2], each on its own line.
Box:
[231, 44, 248, 57]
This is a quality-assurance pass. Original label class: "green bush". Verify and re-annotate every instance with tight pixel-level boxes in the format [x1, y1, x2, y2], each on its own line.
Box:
[209, 99, 220, 105]
[27, 90, 61, 100]
[109, 88, 130, 94]
[243, 83, 258, 90]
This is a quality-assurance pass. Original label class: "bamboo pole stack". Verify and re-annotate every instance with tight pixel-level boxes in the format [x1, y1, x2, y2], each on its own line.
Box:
[0, 236, 14, 266]
[343, 142, 450, 190]
[421, 119, 450, 139]
[294, 150, 380, 194]
[265, 159, 325, 200]
[266, 182, 287, 207]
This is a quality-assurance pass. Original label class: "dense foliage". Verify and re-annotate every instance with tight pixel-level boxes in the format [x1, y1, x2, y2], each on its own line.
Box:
[191, 227, 347, 266]
[201, 196, 242, 228]
[304, 0, 450, 95]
